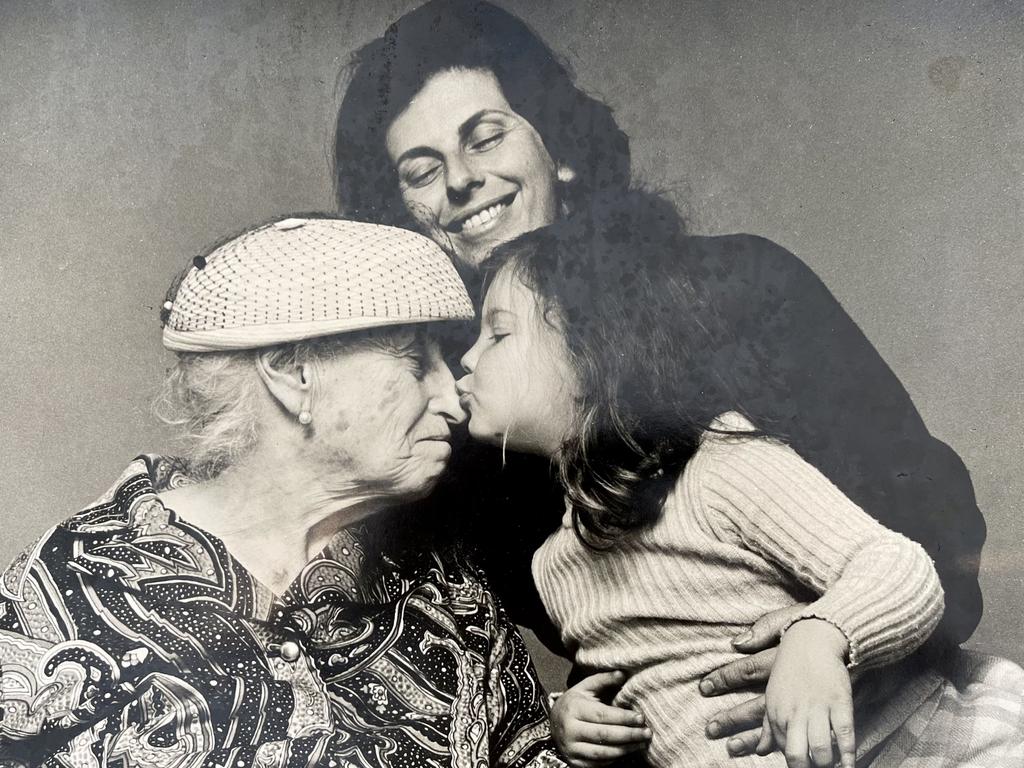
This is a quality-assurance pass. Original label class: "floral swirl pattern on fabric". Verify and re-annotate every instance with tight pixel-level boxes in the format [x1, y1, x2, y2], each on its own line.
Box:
[0, 457, 563, 768]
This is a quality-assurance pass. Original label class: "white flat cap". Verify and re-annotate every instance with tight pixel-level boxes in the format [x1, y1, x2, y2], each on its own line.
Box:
[162, 217, 474, 352]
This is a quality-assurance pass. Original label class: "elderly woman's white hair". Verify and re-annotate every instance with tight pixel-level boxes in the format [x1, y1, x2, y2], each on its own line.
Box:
[155, 214, 473, 480]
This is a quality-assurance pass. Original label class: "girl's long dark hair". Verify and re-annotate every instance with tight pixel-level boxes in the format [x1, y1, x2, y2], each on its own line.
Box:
[482, 189, 762, 544]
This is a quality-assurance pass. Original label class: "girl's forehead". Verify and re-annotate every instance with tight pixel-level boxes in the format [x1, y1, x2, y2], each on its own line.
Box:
[483, 268, 517, 306]
[483, 267, 541, 319]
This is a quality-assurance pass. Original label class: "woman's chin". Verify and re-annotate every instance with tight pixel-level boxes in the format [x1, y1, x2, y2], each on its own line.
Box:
[398, 462, 451, 501]
[453, 225, 519, 270]
[451, 241, 491, 271]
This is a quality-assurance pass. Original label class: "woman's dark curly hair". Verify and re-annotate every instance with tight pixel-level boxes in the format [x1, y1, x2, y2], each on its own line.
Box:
[481, 189, 760, 544]
[333, 0, 631, 229]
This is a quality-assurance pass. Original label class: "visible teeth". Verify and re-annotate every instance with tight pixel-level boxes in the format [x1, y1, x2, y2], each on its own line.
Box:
[461, 202, 506, 232]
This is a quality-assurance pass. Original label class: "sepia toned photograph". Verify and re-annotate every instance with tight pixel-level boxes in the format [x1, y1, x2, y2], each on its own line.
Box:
[0, 1, 1021, 765]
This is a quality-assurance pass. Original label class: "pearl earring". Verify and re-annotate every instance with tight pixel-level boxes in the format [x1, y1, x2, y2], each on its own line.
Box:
[298, 410, 312, 426]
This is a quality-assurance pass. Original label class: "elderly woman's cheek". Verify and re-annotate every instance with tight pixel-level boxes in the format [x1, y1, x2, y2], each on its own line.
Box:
[374, 376, 441, 482]
[309, 414, 358, 475]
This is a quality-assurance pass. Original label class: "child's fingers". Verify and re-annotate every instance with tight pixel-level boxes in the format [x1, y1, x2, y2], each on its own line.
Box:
[574, 670, 627, 696]
[575, 721, 652, 746]
[565, 741, 645, 765]
[784, 719, 810, 768]
[831, 703, 856, 768]
[574, 699, 646, 727]
[806, 710, 833, 768]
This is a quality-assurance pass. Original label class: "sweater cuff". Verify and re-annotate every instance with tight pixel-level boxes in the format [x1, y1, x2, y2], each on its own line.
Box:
[783, 538, 944, 669]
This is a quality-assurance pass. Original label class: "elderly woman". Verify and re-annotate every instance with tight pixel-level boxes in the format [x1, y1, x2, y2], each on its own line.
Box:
[0, 216, 565, 767]
[332, 0, 989, 760]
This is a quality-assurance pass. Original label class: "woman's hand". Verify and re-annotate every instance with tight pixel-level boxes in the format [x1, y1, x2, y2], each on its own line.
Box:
[756, 619, 855, 768]
[550, 670, 651, 768]
[701, 603, 808, 757]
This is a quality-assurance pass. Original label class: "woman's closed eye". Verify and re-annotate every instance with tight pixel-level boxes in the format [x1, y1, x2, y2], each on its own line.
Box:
[466, 124, 507, 153]
[401, 159, 442, 189]
[468, 129, 505, 151]
[398, 356, 424, 381]
[399, 345, 430, 380]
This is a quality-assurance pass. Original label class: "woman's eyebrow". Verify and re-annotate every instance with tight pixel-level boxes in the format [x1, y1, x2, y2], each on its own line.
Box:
[394, 145, 443, 168]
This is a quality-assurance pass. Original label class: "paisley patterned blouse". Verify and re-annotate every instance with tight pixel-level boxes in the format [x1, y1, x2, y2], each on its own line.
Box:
[0, 457, 564, 768]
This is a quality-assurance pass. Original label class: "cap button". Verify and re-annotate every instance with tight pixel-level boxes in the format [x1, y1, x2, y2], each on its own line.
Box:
[279, 640, 301, 662]
[273, 218, 306, 231]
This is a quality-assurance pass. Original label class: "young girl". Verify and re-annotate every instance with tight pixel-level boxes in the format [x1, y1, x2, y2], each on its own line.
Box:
[455, 190, 1024, 768]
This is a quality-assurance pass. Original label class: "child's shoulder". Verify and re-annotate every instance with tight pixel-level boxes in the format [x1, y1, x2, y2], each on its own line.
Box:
[705, 410, 758, 436]
[680, 412, 765, 495]
[688, 411, 792, 496]
[672, 412, 770, 542]
[698, 411, 770, 457]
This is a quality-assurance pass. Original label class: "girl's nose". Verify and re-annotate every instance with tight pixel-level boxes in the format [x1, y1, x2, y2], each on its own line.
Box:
[460, 342, 479, 376]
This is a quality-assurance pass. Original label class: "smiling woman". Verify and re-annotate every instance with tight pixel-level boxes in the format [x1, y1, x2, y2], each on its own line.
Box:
[334, 0, 630, 268]
[386, 68, 563, 269]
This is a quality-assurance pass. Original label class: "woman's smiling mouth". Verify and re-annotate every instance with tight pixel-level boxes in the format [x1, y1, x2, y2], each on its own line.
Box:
[448, 193, 517, 237]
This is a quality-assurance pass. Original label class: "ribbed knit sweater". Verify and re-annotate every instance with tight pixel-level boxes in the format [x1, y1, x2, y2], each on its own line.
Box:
[533, 412, 945, 767]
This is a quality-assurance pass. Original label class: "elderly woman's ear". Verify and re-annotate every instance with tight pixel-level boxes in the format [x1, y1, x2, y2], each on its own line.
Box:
[255, 351, 314, 426]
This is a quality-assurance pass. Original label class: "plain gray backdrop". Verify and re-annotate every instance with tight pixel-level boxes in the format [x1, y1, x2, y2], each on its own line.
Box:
[1, 0, 1021, 687]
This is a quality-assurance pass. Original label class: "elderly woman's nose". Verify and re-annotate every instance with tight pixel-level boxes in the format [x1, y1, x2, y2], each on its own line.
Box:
[436, 381, 466, 425]
[427, 362, 467, 424]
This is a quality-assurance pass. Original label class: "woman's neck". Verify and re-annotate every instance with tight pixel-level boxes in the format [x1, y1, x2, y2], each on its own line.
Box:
[160, 449, 385, 595]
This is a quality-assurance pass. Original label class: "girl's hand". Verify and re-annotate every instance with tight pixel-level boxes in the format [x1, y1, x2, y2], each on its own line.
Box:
[756, 619, 856, 768]
[550, 670, 652, 768]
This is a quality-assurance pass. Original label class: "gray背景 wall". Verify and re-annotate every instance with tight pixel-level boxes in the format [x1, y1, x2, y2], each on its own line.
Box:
[1, 0, 1021, 691]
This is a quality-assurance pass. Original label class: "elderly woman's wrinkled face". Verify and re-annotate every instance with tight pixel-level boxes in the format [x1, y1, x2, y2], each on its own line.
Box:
[457, 267, 578, 457]
[312, 329, 464, 499]
[386, 68, 560, 270]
